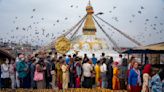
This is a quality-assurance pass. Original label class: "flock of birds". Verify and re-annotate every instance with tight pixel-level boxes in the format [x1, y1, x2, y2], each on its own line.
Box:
[101, 5, 164, 45]
[1, 8, 70, 46]
[0, 2, 164, 47]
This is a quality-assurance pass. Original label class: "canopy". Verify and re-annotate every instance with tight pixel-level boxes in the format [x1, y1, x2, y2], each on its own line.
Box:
[122, 49, 164, 54]
[135, 42, 164, 50]
[122, 42, 164, 54]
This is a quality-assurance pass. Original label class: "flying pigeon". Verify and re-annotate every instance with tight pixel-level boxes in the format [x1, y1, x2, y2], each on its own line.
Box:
[132, 14, 135, 17]
[16, 27, 19, 30]
[145, 19, 149, 21]
[70, 5, 73, 8]
[113, 6, 116, 9]
[65, 17, 68, 20]
[30, 16, 34, 19]
[138, 11, 142, 14]
[141, 6, 144, 9]
[41, 18, 44, 20]
[154, 16, 158, 19]
[33, 9, 36, 12]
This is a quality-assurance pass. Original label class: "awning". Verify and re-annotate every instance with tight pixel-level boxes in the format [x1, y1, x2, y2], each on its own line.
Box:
[122, 42, 164, 54]
[122, 49, 164, 54]
[135, 42, 164, 50]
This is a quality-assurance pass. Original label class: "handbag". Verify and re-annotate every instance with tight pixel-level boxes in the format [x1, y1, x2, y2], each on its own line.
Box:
[34, 71, 43, 81]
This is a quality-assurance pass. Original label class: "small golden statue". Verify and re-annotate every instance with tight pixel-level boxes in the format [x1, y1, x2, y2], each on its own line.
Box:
[55, 36, 71, 54]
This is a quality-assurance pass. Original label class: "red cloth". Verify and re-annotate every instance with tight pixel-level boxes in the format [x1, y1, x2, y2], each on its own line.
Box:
[76, 77, 81, 88]
[130, 85, 141, 92]
[57, 77, 62, 89]
[100, 79, 102, 87]
[114, 62, 119, 66]
[142, 64, 151, 75]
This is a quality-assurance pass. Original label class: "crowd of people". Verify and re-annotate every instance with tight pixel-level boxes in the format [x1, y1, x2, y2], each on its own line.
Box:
[0, 51, 164, 92]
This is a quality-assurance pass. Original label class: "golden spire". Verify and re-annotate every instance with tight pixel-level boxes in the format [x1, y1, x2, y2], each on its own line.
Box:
[83, 0, 96, 35]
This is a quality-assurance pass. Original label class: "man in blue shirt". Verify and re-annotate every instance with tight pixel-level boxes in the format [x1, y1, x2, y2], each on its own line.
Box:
[91, 54, 97, 65]
[65, 55, 71, 65]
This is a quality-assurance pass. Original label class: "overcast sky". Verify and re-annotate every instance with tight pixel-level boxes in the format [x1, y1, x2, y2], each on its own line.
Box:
[0, 0, 164, 47]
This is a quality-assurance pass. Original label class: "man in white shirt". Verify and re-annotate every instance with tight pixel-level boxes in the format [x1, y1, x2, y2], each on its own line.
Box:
[100, 63, 107, 73]
[116, 54, 123, 66]
[100, 58, 107, 88]
[83, 63, 93, 77]
[82, 59, 93, 88]
[1, 59, 10, 88]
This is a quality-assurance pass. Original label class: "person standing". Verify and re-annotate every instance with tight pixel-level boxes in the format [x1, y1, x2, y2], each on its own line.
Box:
[141, 64, 151, 92]
[1, 59, 10, 88]
[15, 53, 21, 88]
[150, 66, 163, 92]
[91, 54, 97, 65]
[82, 54, 89, 64]
[74, 57, 82, 88]
[128, 56, 135, 70]
[128, 61, 142, 92]
[100, 53, 105, 60]
[45, 56, 52, 88]
[61, 60, 69, 89]
[117, 54, 123, 66]
[82, 59, 93, 88]
[107, 57, 113, 89]
[95, 60, 101, 88]
[34, 60, 44, 89]
[51, 58, 56, 90]
[100, 58, 107, 88]
[9, 60, 16, 89]
[16, 54, 28, 88]
[119, 58, 128, 90]
[30, 58, 36, 88]
[56, 57, 63, 89]
[65, 55, 71, 65]
[69, 58, 75, 88]
[112, 62, 120, 90]
[24, 57, 32, 88]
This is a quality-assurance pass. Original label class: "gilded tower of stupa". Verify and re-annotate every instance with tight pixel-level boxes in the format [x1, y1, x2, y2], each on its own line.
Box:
[67, 1, 118, 57]
[83, 1, 96, 35]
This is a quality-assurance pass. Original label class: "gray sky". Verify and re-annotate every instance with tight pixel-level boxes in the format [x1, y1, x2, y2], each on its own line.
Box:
[0, 0, 164, 47]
